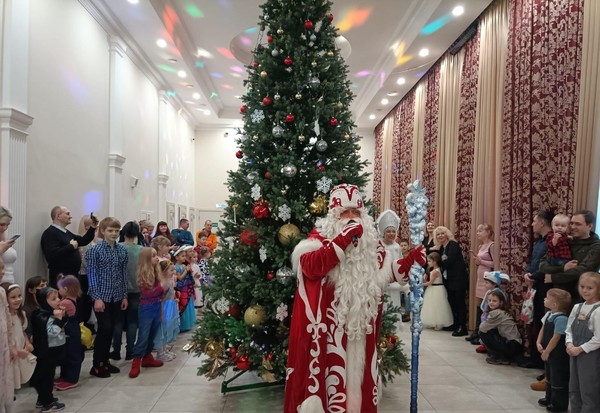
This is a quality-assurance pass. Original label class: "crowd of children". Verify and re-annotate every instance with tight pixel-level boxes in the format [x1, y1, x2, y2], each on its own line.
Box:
[0, 217, 213, 413]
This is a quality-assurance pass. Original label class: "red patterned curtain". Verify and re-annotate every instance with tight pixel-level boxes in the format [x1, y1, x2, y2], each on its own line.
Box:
[422, 67, 441, 218]
[372, 123, 384, 211]
[454, 33, 481, 257]
[499, 0, 583, 318]
[391, 92, 416, 240]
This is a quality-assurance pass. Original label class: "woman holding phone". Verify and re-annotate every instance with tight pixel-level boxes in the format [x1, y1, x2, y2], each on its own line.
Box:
[0, 206, 18, 283]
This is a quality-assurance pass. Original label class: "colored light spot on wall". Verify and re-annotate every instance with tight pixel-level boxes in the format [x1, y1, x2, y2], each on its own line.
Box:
[62, 69, 89, 103]
[217, 47, 235, 59]
[144, 169, 151, 179]
[210, 92, 219, 99]
[416, 71, 427, 78]
[391, 42, 413, 67]
[210, 72, 223, 79]
[218, 0, 231, 8]
[379, 71, 386, 88]
[221, 84, 233, 90]
[244, 27, 258, 34]
[354, 70, 371, 77]
[240, 36, 252, 46]
[230, 65, 244, 73]
[157, 64, 176, 72]
[195, 60, 205, 68]
[167, 91, 177, 97]
[421, 15, 452, 35]
[83, 191, 103, 214]
[184, 4, 204, 19]
[162, 5, 180, 39]
[337, 8, 372, 33]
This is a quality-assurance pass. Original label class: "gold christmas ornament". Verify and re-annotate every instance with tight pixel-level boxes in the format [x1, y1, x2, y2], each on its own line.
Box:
[244, 304, 266, 326]
[298, 134, 306, 142]
[204, 340, 225, 358]
[344, 133, 350, 140]
[262, 355, 273, 371]
[261, 371, 277, 383]
[207, 357, 225, 380]
[278, 223, 301, 245]
[311, 61, 317, 67]
[252, 135, 259, 142]
[327, 50, 334, 57]
[336, 101, 343, 109]
[378, 338, 391, 352]
[308, 195, 328, 215]
[260, 70, 268, 78]
[277, 28, 284, 34]
[295, 93, 302, 100]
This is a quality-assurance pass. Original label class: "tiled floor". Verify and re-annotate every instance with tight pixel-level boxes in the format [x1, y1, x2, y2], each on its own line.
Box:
[12, 327, 548, 412]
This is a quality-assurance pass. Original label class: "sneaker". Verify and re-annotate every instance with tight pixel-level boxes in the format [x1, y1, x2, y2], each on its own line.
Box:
[486, 356, 510, 365]
[109, 351, 121, 361]
[36, 398, 58, 408]
[156, 351, 175, 362]
[167, 350, 177, 358]
[538, 398, 550, 407]
[53, 377, 64, 385]
[41, 401, 66, 412]
[105, 361, 120, 374]
[475, 345, 487, 354]
[90, 364, 111, 378]
[55, 381, 79, 391]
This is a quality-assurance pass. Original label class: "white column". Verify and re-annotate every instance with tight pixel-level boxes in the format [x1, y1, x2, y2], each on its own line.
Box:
[107, 37, 126, 218]
[1, 0, 30, 111]
[0, 109, 33, 286]
[157, 91, 169, 221]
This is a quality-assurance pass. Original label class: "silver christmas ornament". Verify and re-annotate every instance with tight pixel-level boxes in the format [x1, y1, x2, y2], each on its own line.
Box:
[282, 164, 297, 178]
[315, 140, 328, 152]
[272, 125, 284, 137]
[309, 77, 320, 88]
[276, 266, 295, 284]
[247, 171, 259, 184]
[271, 49, 279, 57]
[274, 93, 281, 100]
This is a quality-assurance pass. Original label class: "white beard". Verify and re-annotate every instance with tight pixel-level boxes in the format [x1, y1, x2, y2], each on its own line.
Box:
[316, 210, 384, 341]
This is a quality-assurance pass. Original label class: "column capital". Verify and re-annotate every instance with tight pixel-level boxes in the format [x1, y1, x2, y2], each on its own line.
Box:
[108, 153, 126, 171]
[0, 108, 34, 135]
[158, 173, 169, 186]
[158, 90, 169, 104]
[108, 36, 127, 57]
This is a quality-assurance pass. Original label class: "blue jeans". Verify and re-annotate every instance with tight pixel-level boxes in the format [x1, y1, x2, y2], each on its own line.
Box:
[132, 301, 162, 359]
[112, 292, 140, 357]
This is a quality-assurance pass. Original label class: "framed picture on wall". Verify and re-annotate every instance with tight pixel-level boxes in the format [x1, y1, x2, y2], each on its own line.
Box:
[140, 210, 152, 221]
[178, 205, 187, 221]
[188, 207, 197, 232]
[166, 202, 176, 228]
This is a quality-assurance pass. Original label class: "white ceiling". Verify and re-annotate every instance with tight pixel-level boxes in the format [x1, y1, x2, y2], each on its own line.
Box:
[90, 0, 493, 131]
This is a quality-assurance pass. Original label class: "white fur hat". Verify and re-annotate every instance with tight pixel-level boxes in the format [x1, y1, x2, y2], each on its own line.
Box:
[328, 184, 364, 210]
[376, 209, 400, 237]
[483, 271, 510, 286]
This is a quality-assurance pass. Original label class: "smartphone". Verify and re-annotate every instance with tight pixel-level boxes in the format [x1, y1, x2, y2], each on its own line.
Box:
[9, 234, 20, 241]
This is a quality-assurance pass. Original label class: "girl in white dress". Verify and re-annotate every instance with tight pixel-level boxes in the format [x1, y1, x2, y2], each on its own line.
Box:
[421, 252, 454, 330]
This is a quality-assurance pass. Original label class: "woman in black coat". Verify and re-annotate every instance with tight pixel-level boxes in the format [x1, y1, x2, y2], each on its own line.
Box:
[433, 226, 469, 336]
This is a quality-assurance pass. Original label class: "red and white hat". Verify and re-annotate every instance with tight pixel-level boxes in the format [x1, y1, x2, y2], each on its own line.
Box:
[328, 184, 364, 210]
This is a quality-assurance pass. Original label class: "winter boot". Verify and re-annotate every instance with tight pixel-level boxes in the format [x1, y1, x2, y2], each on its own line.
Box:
[129, 358, 142, 378]
[142, 353, 164, 368]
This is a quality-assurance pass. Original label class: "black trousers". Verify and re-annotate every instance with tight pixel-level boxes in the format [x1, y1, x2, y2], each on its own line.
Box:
[31, 346, 64, 406]
[446, 287, 467, 328]
[479, 329, 522, 361]
[545, 353, 569, 410]
[93, 300, 122, 366]
[77, 274, 94, 329]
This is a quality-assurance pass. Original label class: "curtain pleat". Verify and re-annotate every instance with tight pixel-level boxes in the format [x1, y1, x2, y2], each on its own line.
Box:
[372, 123, 384, 210]
[422, 68, 441, 220]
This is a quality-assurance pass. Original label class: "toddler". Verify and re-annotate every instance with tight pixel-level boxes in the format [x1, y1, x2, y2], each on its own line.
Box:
[474, 271, 510, 351]
[188, 250, 204, 308]
[566, 272, 600, 413]
[545, 214, 571, 267]
[536, 288, 571, 412]
[479, 289, 522, 365]
[56, 275, 84, 391]
[420, 252, 453, 330]
[154, 260, 179, 361]
[174, 246, 196, 332]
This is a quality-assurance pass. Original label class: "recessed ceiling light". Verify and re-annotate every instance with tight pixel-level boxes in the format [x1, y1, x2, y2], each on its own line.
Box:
[452, 5, 465, 16]
[203, 109, 211, 116]
[192, 93, 201, 100]
[387, 92, 399, 97]
[197, 48, 213, 58]
[184, 100, 195, 104]
[177, 70, 187, 78]
[419, 48, 429, 57]
[185, 84, 194, 88]
[156, 39, 167, 48]
[128, 0, 139, 4]
[397, 77, 406, 85]
[369, 114, 376, 120]
[381, 98, 389, 105]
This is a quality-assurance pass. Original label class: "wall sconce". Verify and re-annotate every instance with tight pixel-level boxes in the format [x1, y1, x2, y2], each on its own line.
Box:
[130, 176, 139, 188]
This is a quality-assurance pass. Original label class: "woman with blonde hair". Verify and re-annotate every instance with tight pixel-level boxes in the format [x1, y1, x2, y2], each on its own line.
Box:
[434, 226, 469, 336]
[0, 206, 18, 284]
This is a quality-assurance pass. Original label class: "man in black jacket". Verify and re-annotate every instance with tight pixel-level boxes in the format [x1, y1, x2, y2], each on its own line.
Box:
[540, 209, 600, 300]
[40, 206, 97, 287]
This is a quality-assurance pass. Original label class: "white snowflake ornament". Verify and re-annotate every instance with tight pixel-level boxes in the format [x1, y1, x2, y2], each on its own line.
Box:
[316, 176, 332, 193]
[251, 184, 262, 200]
[251, 109, 265, 124]
[215, 297, 230, 314]
[259, 246, 267, 262]
[276, 303, 288, 321]
[278, 204, 291, 221]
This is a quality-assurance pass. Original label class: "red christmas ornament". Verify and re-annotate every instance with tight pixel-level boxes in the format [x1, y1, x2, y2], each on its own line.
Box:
[285, 113, 295, 123]
[264, 171, 271, 179]
[252, 199, 270, 219]
[387, 335, 398, 345]
[229, 347, 238, 359]
[235, 150, 243, 159]
[267, 353, 273, 360]
[240, 105, 247, 113]
[318, 165, 326, 172]
[240, 228, 259, 247]
[262, 96, 272, 106]
[284, 56, 293, 66]
[267, 271, 275, 280]
[252, 61, 259, 68]
[329, 117, 338, 126]
[327, 13, 334, 22]
[267, 35, 273, 43]
[226, 304, 241, 319]
[236, 355, 250, 370]
[304, 20, 314, 30]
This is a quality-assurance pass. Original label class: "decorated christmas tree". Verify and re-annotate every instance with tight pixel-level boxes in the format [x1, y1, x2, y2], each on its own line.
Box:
[189, 0, 408, 385]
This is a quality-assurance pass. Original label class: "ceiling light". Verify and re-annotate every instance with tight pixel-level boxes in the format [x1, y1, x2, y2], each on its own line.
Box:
[452, 5, 465, 16]
[177, 70, 187, 78]
[156, 39, 167, 48]
[127, 0, 139, 4]
[397, 77, 406, 85]
[192, 93, 200, 100]
[168, 58, 178, 64]
[381, 98, 389, 105]
[387, 92, 399, 97]
[203, 110, 211, 116]
[369, 114, 376, 120]
[419, 48, 429, 57]
[197, 48, 213, 58]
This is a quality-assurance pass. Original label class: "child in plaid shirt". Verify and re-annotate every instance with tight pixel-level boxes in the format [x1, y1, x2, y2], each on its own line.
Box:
[545, 214, 571, 267]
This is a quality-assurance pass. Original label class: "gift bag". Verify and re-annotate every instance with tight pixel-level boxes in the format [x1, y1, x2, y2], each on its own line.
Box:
[521, 287, 536, 324]
[80, 322, 94, 349]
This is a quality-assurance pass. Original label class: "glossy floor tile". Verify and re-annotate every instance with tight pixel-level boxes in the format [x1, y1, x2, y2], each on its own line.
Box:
[11, 326, 547, 412]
